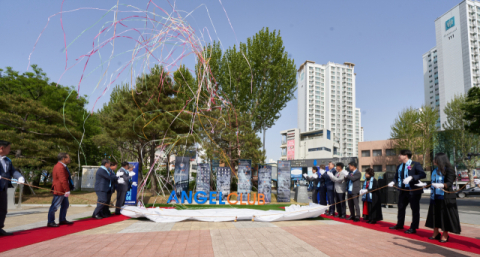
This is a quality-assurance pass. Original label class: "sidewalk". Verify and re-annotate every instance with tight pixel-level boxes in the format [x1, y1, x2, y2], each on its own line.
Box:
[2, 205, 479, 256]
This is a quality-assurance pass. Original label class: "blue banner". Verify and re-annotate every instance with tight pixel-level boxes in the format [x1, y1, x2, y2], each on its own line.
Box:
[125, 162, 139, 205]
[174, 157, 190, 199]
[196, 163, 210, 195]
[258, 165, 272, 203]
[277, 161, 291, 202]
[216, 167, 231, 201]
[238, 159, 252, 201]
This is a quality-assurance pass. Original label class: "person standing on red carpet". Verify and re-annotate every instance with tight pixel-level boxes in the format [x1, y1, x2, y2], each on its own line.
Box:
[47, 153, 74, 227]
[0, 140, 25, 236]
[359, 168, 383, 224]
[344, 162, 361, 222]
[93, 159, 124, 219]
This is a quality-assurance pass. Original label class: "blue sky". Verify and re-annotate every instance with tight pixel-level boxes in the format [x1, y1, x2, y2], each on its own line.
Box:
[0, 0, 461, 162]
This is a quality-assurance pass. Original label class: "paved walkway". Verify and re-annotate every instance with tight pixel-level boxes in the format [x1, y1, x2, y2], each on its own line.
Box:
[2, 205, 480, 256]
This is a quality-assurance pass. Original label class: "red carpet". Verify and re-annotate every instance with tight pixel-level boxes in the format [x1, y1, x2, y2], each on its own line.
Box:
[0, 215, 130, 253]
[320, 214, 480, 255]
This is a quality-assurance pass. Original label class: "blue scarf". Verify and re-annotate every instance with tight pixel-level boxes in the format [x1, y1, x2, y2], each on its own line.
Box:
[348, 169, 357, 193]
[398, 159, 412, 188]
[430, 168, 445, 200]
[100, 166, 111, 188]
[362, 177, 373, 202]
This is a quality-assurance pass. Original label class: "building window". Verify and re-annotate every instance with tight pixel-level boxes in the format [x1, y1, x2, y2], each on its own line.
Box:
[373, 165, 383, 172]
[386, 165, 396, 172]
[361, 150, 370, 157]
[361, 165, 370, 172]
[372, 150, 382, 157]
[386, 149, 396, 156]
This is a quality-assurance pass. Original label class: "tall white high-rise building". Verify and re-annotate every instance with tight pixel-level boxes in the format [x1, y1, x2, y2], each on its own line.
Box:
[423, 0, 480, 128]
[297, 61, 361, 157]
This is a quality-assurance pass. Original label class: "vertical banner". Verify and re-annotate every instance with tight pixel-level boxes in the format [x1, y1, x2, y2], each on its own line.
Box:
[238, 159, 252, 201]
[277, 161, 291, 202]
[125, 162, 139, 205]
[212, 159, 219, 174]
[196, 163, 210, 194]
[174, 157, 190, 198]
[258, 165, 272, 203]
[216, 167, 231, 201]
[287, 140, 295, 160]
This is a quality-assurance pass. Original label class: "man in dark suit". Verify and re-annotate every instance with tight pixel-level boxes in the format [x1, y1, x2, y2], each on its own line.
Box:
[0, 140, 25, 236]
[47, 153, 74, 227]
[303, 167, 320, 204]
[93, 159, 124, 219]
[103, 162, 118, 218]
[389, 149, 426, 234]
[322, 162, 336, 215]
[344, 162, 361, 222]
[115, 162, 134, 215]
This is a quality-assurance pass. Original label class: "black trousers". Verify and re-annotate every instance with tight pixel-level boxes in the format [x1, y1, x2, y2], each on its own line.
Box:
[115, 189, 127, 215]
[311, 188, 319, 204]
[93, 191, 109, 217]
[335, 192, 346, 217]
[326, 189, 335, 214]
[0, 188, 7, 229]
[318, 187, 327, 205]
[397, 191, 422, 229]
[102, 191, 113, 216]
[347, 193, 360, 218]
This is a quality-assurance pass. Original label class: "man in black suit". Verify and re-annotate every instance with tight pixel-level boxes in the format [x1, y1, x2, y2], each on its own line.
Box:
[92, 159, 124, 219]
[115, 162, 134, 215]
[303, 166, 321, 204]
[102, 162, 118, 218]
[389, 149, 426, 234]
[322, 162, 336, 215]
[0, 141, 25, 236]
[344, 162, 361, 222]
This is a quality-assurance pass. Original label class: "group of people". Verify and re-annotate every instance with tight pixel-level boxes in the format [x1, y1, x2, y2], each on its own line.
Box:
[303, 149, 479, 243]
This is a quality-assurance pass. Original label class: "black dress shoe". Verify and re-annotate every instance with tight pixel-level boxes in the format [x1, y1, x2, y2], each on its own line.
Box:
[47, 222, 59, 227]
[0, 229, 13, 236]
[405, 228, 416, 234]
[340, 215, 346, 219]
[366, 220, 372, 224]
[334, 214, 340, 218]
[94, 215, 103, 220]
[389, 225, 403, 230]
[440, 236, 449, 243]
[346, 216, 354, 221]
[429, 234, 441, 240]
[370, 221, 377, 225]
[59, 220, 74, 225]
[353, 218, 360, 222]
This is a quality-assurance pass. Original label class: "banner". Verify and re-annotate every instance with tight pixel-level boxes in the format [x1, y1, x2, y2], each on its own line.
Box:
[277, 161, 291, 202]
[216, 167, 231, 201]
[196, 163, 210, 195]
[125, 162, 139, 205]
[174, 157, 190, 199]
[287, 140, 295, 160]
[291, 167, 303, 180]
[238, 159, 252, 201]
[212, 159, 220, 174]
[258, 165, 272, 203]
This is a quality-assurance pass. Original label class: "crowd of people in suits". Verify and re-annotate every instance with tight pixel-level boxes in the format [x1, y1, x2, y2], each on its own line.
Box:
[303, 149, 473, 243]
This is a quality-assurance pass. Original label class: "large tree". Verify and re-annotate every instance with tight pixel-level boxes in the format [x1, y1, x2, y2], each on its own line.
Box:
[443, 95, 480, 187]
[462, 86, 480, 135]
[416, 105, 439, 170]
[390, 107, 422, 161]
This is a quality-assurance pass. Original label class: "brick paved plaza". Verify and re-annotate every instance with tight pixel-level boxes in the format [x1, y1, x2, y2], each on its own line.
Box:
[2, 205, 480, 257]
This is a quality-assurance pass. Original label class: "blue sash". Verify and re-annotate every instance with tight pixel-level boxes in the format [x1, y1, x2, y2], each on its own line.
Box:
[100, 166, 111, 188]
[348, 169, 357, 193]
[362, 177, 373, 202]
[430, 168, 444, 200]
[397, 160, 412, 188]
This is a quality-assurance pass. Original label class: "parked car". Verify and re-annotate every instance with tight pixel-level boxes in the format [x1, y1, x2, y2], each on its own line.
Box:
[457, 187, 480, 198]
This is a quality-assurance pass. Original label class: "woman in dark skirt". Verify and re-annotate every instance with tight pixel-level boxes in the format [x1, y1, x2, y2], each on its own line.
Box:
[360, 168, 383, 224]
[425, 153, 461, 243]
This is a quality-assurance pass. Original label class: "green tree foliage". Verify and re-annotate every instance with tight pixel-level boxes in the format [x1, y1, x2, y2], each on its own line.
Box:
[462, 86, 480, 135]
[390, 107, 421, 159]
[416, 105, 440, 170]
[443, 95, 480, 187]
[99, 65, 195, 192]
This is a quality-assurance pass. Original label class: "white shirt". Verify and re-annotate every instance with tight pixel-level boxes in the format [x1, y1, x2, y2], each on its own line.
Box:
[59, 162, 67, 168]
[0, 155, 8, 173]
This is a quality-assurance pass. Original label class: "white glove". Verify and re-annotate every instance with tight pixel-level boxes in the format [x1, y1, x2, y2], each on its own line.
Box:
[474, 179, 480, 185]
[18, 177, 25, 184]
[129, 172, 135, 177]
[341, 170, 349, 177]
[327, 171, 333, 177]
[403, 176, 412, 185]
[132, 182, 137, 187]
[431, 183, 444, 189]
[388, 181, 394, 187]
[303, 173, 307, 178]
[414, 181, 427, 187]
[65, 191, 70, 197]
[312, 173, 318, 179]
[118, 177, 125, 184]
[117, 171, 124, 177]
[359, 189, 368, 195]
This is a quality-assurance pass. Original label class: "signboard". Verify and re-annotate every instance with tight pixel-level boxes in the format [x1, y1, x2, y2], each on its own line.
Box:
[307, 167, 313, 176]
[125, 162, 139, 205]
[258, 165, 272, 203]
[238, 159, 252, 201]
[277, 161, 291, 202]
[216, 167, 231, 202]
[174, 157, 190, 198]
[287, 140, 295, 160]
[81, 166, 99, 191]
[196, 163, 210, 194]
[291, 167, 303, 180]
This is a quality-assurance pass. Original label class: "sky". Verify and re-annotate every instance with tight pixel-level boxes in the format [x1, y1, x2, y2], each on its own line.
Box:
[0, 0, 462, 162]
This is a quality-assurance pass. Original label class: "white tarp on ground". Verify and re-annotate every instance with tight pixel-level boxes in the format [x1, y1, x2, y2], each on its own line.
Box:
[120, 204, 328, 223]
